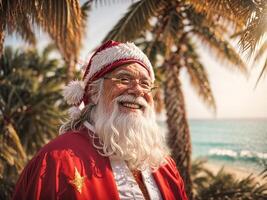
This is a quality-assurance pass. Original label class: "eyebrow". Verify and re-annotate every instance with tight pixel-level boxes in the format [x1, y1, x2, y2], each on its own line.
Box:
[113, 70, 149, 79]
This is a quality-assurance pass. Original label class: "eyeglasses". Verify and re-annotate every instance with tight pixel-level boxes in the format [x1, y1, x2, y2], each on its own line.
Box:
[103, 76, 157, 93]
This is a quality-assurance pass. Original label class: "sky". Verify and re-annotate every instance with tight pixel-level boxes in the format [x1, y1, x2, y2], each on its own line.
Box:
[5, 1, 267, 119]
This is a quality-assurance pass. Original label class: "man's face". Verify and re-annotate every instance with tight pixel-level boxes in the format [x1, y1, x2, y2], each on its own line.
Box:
[93, 63, 167, 169]
[101, 63, 154, 114]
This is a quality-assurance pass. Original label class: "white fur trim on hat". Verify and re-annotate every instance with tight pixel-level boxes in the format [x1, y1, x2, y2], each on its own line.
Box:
[84, 42, 154, 84]
[63, 80, 84, 105]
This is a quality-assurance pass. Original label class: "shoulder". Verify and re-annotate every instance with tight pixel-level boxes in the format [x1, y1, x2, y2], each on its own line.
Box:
[153, 156, 188, 200]
[13, 128, 114, 200]
[39, 128, 91, 153]
[22, 128, 102, 175]
[40, 127, 105, 161]
[31, 128, 100, 159]
[155, 156, 185, 186]
[157, 156, 182, 179]
[19, 128, 93, 171]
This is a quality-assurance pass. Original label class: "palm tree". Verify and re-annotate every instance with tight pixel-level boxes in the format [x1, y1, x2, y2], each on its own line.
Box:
[0, 45, 72, 199]
[0, 0, 91, 79]
[103, 0, 248, 198]
[189, 0, 267, 84]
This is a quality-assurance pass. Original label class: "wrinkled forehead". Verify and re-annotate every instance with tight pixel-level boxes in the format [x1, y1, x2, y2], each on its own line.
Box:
[109, 63, 151, 80]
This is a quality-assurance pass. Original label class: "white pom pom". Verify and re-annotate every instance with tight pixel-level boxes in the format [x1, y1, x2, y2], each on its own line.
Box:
[68, 106, 82, 120]
[63, 80, 84, 105]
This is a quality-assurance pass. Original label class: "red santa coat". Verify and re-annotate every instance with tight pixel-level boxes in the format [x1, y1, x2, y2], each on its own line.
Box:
[13, 128, 188, 200]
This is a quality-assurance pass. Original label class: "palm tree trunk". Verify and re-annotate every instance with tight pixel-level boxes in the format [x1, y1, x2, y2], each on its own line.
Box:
[0, 25, 5, 57]
[163, 60, 193, 199]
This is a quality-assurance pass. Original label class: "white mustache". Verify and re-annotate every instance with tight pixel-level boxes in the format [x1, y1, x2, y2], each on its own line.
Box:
[115, 95, 148, 108]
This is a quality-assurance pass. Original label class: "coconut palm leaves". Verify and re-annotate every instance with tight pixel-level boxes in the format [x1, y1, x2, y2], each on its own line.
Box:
[237, 0, 267, 53]
[0, 122, 27, 199]
[0, 45, 69, 199]
[103, 0, 165, 42]
[196, 170, 267, 200]
[103, 0, 247, 198]
[0, 0, 91, 78]
[192, 160, 267, 200]
[0, 46, 68, 154]
[240, 1, 267, 85]
[181, 40, 216, 112]
[186, 0, 256, 29]
[188, 0, 267, 84]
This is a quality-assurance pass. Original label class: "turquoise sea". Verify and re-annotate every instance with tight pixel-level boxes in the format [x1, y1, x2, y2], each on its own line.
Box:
[160, 119, 267, 173]
[190, 119, 267, 173]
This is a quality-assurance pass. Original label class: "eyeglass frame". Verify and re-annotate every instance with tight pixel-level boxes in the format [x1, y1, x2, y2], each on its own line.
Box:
[103, 75, 158, 94]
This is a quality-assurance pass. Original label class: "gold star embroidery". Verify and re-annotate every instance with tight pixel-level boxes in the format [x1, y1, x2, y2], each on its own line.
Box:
[69, 167, 86, 193]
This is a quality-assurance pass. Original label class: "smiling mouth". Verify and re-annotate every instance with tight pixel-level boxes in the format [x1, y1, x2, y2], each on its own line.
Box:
[119, 101, 143, 109]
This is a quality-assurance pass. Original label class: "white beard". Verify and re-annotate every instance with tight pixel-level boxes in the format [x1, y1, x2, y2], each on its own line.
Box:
[92, 94, 169, 170]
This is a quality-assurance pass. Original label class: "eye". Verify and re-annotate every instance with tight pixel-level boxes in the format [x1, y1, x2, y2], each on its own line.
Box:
[118, 77, 130, 84]
[140, 79, 151, 89]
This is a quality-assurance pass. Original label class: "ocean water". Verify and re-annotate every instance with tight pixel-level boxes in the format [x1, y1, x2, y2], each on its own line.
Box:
[159, 119, 267, 173]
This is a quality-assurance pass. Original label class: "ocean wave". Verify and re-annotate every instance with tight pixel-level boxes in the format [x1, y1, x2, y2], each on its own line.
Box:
[208, 148, 267, 163]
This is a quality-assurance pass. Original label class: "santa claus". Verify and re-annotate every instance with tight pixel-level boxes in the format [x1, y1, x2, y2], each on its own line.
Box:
[13, 40, 188, 200]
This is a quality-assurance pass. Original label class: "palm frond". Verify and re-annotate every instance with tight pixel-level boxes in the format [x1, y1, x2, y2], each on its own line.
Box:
[0, 46, 68, 155]
[13, 13, 36, 45]
[3, 123, 27, 166]
[186, 0, 255, 30]
[36, 0, 83, 60]
[182, 40, 216, 112]
[81, 0, 92, 23]
[0, 117, 27, 200]
[103, 0, 165, 42]
[239, 2, 267, 54]
[42, 44, 57, 60]
[78, 0, 92, 58]
[185, 7, 247, 73]
[255, 58, 267, 88]
[194, 26, 247, 73]
[160, 6, 184, 57]
[185, 6, 232, 37]
[0, 0, 88, 66]
[254, 39, 267, 61]
[191, 159, 214, 195]
[195, 167, 267, 200]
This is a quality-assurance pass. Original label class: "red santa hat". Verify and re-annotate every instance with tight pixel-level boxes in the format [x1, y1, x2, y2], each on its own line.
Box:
[63, 40, 154, 119]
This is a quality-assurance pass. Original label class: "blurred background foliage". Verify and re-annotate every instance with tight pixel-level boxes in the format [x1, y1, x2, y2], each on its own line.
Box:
[192, 160, 267, 200]
[0, 0, 267, 199]
[0, 45, 74, 199]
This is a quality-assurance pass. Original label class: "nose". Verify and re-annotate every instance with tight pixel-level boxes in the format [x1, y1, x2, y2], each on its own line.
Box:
[126, 81, 144, 96]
